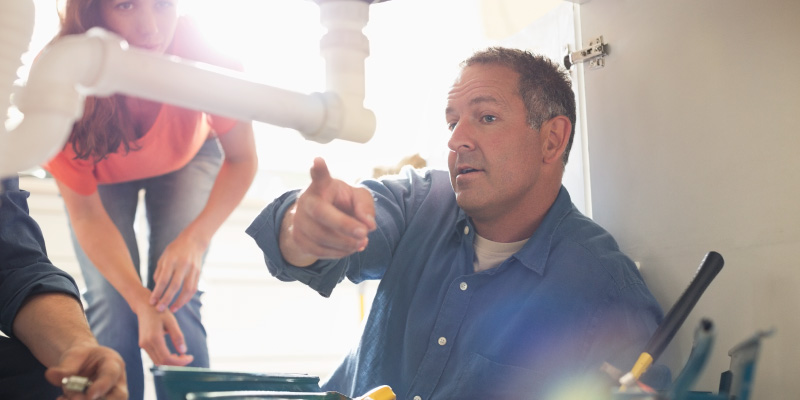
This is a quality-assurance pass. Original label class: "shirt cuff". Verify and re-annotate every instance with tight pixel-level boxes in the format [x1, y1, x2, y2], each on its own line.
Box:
[245, 190, 347, 298]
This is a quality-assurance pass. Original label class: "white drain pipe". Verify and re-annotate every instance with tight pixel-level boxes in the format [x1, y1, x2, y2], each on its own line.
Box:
[1, 0, 377, 178]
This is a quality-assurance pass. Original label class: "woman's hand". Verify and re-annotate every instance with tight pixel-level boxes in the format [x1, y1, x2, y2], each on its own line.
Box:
[150, 231, 207, 313]
[134, 301, 194, 366]
[150, 121, 257, 313]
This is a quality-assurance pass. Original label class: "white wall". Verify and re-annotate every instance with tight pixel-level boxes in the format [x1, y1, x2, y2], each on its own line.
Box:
[578, 0, 800, 397]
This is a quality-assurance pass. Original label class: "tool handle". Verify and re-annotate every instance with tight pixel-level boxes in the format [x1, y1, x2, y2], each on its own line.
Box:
[644, 251, 724, 360]
[354, 385, 396, 400]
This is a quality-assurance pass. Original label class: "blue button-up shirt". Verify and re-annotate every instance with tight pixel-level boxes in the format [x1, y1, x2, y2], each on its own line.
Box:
[247, 168, 669, 399]
[1, 178, 81, 336]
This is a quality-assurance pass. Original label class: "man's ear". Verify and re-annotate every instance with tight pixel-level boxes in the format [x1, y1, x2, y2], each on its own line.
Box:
[541, 115, 572, 165]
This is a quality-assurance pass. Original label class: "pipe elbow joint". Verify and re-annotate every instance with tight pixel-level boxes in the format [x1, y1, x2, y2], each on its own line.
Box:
[82, 27, 134, 96]
[15, 31, 109, 119]
[303, 91, 375, 144]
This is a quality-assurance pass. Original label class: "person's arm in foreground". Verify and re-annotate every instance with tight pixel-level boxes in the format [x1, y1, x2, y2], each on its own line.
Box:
[56, 181, 193, 367]
[278, 157, 376, 267]
[14, 292, 127, 400]
[150, 121, 258, 312]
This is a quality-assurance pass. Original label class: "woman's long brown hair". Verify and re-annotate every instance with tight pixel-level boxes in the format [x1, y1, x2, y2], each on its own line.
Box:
[55, 0, 139, 161]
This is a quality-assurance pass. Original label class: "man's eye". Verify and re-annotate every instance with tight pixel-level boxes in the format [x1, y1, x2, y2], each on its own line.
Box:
[481, 115, 497, 123]
[116, 2, 134, 10]
[447, 122, 457, 131]
[156, 1, 175, 9]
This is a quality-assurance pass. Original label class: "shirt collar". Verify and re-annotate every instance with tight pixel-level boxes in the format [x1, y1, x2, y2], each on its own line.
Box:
[456, 186, 574, 275]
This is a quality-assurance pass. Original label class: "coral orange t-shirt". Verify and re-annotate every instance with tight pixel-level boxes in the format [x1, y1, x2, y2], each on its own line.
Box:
[44, 17, 242, 196]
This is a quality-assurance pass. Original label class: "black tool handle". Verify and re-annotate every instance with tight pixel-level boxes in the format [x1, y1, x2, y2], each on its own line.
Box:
[644, 251, 724, 361]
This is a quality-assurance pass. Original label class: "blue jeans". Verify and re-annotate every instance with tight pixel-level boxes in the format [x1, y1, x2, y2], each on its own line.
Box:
[69, 138, 223, 400]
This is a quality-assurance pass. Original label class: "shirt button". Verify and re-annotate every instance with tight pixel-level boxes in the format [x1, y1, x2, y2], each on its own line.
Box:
[460, 282, 468, 291]
[464, 226, 470, 235]
[414, 397, 422, 400]
[438, 337, 447, 346]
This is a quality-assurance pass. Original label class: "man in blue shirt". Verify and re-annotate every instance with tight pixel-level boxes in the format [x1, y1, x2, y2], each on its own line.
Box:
[247, 47, 669, 399]
[0, 177, 128, 399]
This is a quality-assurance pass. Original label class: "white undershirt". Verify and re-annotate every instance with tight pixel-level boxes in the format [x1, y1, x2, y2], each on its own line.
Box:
[473, 234, 529, 272]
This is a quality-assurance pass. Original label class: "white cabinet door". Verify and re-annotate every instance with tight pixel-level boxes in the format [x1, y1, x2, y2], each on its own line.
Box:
[579, 0, 800, 397]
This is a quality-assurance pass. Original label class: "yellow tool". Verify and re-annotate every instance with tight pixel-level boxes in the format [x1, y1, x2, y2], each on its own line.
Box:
[353, 385, 396, 400]
[619, 251, 724, 390]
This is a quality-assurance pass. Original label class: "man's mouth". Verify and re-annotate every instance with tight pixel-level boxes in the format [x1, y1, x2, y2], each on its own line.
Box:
[459, 167, 480, 175]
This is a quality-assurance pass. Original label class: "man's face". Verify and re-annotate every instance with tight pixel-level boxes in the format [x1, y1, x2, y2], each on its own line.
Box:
[446, 64, 544, 222]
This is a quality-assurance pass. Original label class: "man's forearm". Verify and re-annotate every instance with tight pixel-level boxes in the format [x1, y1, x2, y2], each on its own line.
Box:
[12, 293, 97, 367]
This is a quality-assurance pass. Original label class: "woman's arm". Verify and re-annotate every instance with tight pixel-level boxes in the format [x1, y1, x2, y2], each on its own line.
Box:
[151, 121, 258, 312]
[56, 181, 194, 366]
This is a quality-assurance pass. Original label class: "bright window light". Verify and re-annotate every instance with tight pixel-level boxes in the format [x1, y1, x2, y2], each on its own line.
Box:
[182, 0, 325, 92]
[28, 0, 488, 198]
[184, 0, 488, 200]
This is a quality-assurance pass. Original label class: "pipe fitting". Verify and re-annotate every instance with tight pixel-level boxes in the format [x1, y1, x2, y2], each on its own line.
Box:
[1, 0, 379, 178]
[315, 0, 375, 143]
[303, 91, 376, 143]
[15, 33, 106, 119]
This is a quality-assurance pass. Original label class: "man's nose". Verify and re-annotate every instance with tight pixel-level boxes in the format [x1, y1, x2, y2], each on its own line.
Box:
[447, 121, 475, 152]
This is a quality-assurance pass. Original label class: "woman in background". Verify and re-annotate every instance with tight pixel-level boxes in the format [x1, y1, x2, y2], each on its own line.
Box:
[43, 0, 258, 398]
